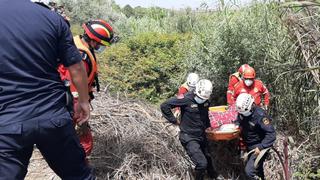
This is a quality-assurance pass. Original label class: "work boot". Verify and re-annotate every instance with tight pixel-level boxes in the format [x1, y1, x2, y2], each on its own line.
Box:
[206, 155, 216, 178]
[207, 167, 217, 179]
[207, 169, 224, 180]
[195, 170, 205, 180]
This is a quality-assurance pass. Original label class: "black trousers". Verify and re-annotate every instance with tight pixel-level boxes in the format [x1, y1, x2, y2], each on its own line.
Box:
[245, 152, 267, 180]
[179, 133, 213, 171]
[0, 110, 95, 180]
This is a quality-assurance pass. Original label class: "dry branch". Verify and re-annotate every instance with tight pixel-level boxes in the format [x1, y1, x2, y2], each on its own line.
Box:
[89, 92, 192, 179]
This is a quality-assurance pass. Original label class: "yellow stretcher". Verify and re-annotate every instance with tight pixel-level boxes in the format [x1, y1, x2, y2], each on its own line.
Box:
[209, 105, 228, 113]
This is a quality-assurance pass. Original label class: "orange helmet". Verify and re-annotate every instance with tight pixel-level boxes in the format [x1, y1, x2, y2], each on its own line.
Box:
[82, 19, 114, 46]
[238, 64, 251, 74]
[243, 67, 256, 79]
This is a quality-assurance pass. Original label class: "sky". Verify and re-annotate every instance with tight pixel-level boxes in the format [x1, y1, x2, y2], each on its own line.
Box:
[113, 0, 254, 9]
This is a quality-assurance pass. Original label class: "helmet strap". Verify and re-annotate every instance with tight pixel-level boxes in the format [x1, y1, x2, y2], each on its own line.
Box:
[80, 35, 92, 50]
[82, 34, 90, 43]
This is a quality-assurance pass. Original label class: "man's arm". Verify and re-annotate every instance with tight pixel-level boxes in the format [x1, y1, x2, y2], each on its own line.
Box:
[160, 96, 187, 124]
[56, 16, 90, 125]
[68, 61, 90, 125]
[257, 116, 276, 150]
[227, 76, 238, 105]
[232, 81, 242, 104]
[261, 83, 270, 107]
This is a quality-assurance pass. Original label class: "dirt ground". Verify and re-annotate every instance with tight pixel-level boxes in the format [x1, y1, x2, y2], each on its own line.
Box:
[25, 148, 60, 180]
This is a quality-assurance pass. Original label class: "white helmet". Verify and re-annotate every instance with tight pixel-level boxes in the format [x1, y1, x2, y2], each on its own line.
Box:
[195, 79, 213, 100]
[235, 93, 254, 115]
[186, 73, 199, 88]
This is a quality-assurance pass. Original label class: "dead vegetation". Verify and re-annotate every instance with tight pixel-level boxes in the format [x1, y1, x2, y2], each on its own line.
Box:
[26, 91, 317, 180]
[89, 92, 192, 179]
[279, 2, 320, 178]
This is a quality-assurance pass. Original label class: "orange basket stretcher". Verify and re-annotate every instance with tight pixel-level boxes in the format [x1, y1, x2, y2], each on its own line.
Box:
[206, 105, 239, 141]
[205, 127, 240, 141]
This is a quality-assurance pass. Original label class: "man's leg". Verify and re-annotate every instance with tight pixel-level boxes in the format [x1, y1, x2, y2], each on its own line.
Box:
[200, 140, 218, 178]
[194, 169, 206, 180]
[36, 112, 95, 180]
[183, 140, 208, 180]
[245, 154, 260, 180]
[73, 98, 94, 157]
[256, 153, 267, 180]
[76, 123, 93, 156]
[0, 123, 34, 180]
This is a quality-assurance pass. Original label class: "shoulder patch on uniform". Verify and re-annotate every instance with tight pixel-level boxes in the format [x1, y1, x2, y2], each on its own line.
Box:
[177, 94, 185, 99]
[204, 102, 209, 107]
[254, 87, 259, 93]
[263, 118, 270, 125]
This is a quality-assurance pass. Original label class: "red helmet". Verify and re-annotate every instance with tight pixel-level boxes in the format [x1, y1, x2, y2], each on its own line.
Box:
[238, 64, 251, 74]
[82, 19, 114, 46]
[243, 67, 256, 79]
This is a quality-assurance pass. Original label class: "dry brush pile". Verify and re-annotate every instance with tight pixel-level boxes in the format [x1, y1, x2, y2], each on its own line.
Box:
[88, 91, 192, 179]
[87, 91, 289, 180]
[25, 91, 305, 180]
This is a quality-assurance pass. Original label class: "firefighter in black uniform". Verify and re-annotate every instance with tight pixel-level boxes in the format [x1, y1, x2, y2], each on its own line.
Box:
[160, 79, 217, 180]
[235, 93, 276, 180]
[0, 0, 94, 179]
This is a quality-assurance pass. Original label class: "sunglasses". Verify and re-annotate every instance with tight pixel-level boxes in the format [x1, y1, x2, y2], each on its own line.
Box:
[99, 35, 120, 47]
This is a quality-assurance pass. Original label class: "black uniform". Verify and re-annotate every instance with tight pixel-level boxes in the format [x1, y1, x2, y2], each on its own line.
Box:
[0, 1, 94, 179]
[236, 106, 276, 180]
[160, 92, 215, 179]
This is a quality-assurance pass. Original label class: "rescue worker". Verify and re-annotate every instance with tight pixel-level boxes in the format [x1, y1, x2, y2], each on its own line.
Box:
[174, 73, 200, 119]
[227, 64, 251, 105]
[235, 93, 276, 180]
[177, 73, 200, 96]
[58, 19, 116, 156]
[0, 0, 94, 179]
[233, 67, 270, 110]
[48, 0, 58, 12]
[161, 79, 218, 180]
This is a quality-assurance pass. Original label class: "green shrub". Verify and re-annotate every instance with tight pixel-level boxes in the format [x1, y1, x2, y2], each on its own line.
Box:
[98, 32, 192, 103]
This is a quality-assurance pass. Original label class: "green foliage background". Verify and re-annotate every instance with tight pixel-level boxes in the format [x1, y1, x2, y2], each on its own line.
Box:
[99, 32, 191, 103]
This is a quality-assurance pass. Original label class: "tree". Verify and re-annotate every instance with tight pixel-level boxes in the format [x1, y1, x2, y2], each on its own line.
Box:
[123, 4, 135, 18]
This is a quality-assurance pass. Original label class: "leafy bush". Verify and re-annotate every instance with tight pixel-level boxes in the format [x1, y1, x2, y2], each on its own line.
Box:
[98, 32, 191, 103]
